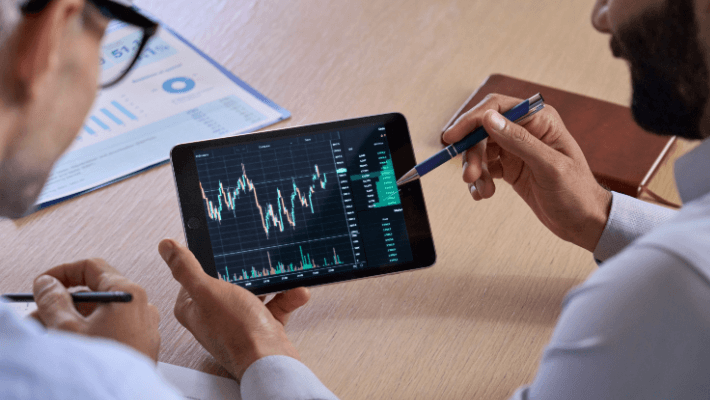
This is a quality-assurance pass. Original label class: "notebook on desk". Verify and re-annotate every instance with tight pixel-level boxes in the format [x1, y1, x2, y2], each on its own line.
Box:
[440, 74, 676, 198]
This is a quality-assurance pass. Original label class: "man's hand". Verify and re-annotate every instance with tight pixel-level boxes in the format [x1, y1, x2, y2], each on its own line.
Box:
[31, 259, 161, 361]
[158, 239, 310, 382]
[443, 93, 612, 252]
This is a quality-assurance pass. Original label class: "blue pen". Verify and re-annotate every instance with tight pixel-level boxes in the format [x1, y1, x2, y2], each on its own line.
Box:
[396, 93, 545, 186]
[2, 292, 133, 303]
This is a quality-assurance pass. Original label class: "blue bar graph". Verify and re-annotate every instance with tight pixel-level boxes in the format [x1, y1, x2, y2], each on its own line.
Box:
[101, 109, 124, 126]
[111, 101, 138, 120]
[90, 116, 110, 130]
[83, 125, 96, 135]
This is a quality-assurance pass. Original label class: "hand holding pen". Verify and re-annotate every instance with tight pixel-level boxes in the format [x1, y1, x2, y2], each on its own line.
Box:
[12, 259, 163, 362]
[440, 93, 612, 253]
[397, 93, 545, 186]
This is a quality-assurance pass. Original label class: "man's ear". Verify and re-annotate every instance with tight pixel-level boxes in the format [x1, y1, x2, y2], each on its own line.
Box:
[12, 0, 84, 93]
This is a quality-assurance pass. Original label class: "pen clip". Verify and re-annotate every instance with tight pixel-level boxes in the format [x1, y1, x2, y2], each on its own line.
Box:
[513, 93, 545, 125]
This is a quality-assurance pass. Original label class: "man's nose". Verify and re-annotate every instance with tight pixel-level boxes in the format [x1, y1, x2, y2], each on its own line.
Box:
[591, 0, 612, 33]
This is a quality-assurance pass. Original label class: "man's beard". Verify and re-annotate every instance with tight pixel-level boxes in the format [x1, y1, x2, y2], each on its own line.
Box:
[611, 0, 710, 140]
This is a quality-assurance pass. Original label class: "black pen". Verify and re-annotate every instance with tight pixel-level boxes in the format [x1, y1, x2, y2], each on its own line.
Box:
[396, 93, 545, 186]
[2, 292, 133, 303]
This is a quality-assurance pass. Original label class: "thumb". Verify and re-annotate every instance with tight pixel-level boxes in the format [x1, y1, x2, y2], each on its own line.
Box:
[266, 287, 311, 326]
[159, 239, 212, 303]
[33, 275, 85, 332]
[482, 110, 558, 174]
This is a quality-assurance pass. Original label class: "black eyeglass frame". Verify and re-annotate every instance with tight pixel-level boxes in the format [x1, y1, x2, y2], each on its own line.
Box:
[21, 0, 159, 88]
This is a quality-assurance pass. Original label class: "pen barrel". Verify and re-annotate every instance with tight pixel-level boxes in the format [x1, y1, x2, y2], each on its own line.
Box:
[1, 292, 133, 303]
[452, 127, 489, 155]
[415, 149, 455, 176]
[451, 99, 533, 155]
[71, 292, 133, 303]
[1, 294, 34, 302]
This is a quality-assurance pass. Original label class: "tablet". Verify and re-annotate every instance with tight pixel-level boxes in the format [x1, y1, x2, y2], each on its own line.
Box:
[170, 113, 435, 295]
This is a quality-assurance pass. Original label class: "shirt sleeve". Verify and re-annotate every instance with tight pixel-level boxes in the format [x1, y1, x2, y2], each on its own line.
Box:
[592, 192, 676, 263]
[0, 304, 184, 400]
[508, 244, 710, 400]
[241, 355, 339, 400]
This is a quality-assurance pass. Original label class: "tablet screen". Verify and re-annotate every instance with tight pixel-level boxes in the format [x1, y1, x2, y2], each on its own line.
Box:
[193, 124, 414, 290]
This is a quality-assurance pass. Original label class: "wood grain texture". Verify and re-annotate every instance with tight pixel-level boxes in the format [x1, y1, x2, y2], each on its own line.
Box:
[0, 0, 688, 398]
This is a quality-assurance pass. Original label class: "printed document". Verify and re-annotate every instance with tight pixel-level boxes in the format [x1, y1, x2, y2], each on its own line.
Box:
[35, 21, 289, 209]
[158, 362, 242, 400]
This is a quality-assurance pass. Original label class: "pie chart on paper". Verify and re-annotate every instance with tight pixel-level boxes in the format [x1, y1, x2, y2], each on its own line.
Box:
[163, 77, 196, 94]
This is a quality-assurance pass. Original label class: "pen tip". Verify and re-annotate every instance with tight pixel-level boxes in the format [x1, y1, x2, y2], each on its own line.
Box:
[396, 169, 419, 186]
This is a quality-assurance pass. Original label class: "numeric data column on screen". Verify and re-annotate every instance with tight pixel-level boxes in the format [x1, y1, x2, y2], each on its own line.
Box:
[331, 139, 363, 264]
[356, 207, 413, 265]
[347, 132, 402, 210]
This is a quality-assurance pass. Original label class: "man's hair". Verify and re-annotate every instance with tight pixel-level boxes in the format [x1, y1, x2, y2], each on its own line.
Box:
[0, 0, 20, 45]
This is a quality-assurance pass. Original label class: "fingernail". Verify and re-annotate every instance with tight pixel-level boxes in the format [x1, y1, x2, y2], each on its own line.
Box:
[475, 179, 484, 194]
[462, 162, 468, 172]
[35, 275, 55, 289]
[159, 239, 175, 260]
[469, 183, 476, 194]
[489, 111, 506, 132]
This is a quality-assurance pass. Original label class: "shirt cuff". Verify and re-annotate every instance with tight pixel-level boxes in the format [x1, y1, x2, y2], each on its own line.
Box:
[593, 191, 677, 263]
[241, 355, 339, 400]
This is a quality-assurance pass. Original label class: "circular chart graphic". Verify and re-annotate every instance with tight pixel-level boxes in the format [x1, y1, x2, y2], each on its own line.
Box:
[162, 77, 196, 94]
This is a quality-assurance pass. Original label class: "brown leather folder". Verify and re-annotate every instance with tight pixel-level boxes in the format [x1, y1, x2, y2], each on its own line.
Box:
[441, 74, 676, 197]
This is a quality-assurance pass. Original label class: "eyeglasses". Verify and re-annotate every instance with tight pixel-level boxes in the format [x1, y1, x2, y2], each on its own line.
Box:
[21, 0, 159, 88]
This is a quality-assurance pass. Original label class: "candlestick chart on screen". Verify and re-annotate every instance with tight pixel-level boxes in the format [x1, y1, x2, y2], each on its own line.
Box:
[200, 163, 327, 236]
[195, 137, 355, 283]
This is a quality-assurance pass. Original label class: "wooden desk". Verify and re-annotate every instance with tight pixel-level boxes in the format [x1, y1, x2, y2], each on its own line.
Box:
[0, 1, 686, 398]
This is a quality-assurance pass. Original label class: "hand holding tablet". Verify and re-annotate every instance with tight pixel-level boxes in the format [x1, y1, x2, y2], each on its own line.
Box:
[170, 113, 435, 295]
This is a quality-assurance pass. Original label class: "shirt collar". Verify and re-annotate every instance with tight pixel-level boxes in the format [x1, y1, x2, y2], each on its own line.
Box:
[675, 137, 710, 204]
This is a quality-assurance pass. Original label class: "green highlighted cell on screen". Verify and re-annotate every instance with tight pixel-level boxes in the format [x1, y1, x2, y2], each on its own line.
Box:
[350, 158, 401, 208]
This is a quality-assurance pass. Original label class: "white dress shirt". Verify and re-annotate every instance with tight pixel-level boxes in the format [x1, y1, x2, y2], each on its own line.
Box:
[0, 302, 183, 399]
[508, 139, 710, 399]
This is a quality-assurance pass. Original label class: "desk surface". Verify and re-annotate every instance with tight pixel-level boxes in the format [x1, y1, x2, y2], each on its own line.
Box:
[0, 1, 688, 398]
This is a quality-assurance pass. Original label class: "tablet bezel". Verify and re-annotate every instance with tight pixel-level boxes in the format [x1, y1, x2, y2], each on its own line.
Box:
[170, 113, 436, 295]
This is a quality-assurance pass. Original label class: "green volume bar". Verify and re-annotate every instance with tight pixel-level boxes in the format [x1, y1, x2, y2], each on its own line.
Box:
[221, 246, 348, 282]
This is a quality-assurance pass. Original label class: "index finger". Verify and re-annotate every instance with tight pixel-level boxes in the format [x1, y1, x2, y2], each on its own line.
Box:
[442, 94, 523, 144]
[41, 259, 126, 292]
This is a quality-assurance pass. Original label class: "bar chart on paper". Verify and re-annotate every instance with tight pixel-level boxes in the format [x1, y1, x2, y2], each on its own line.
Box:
[78, 98, 143, 143]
